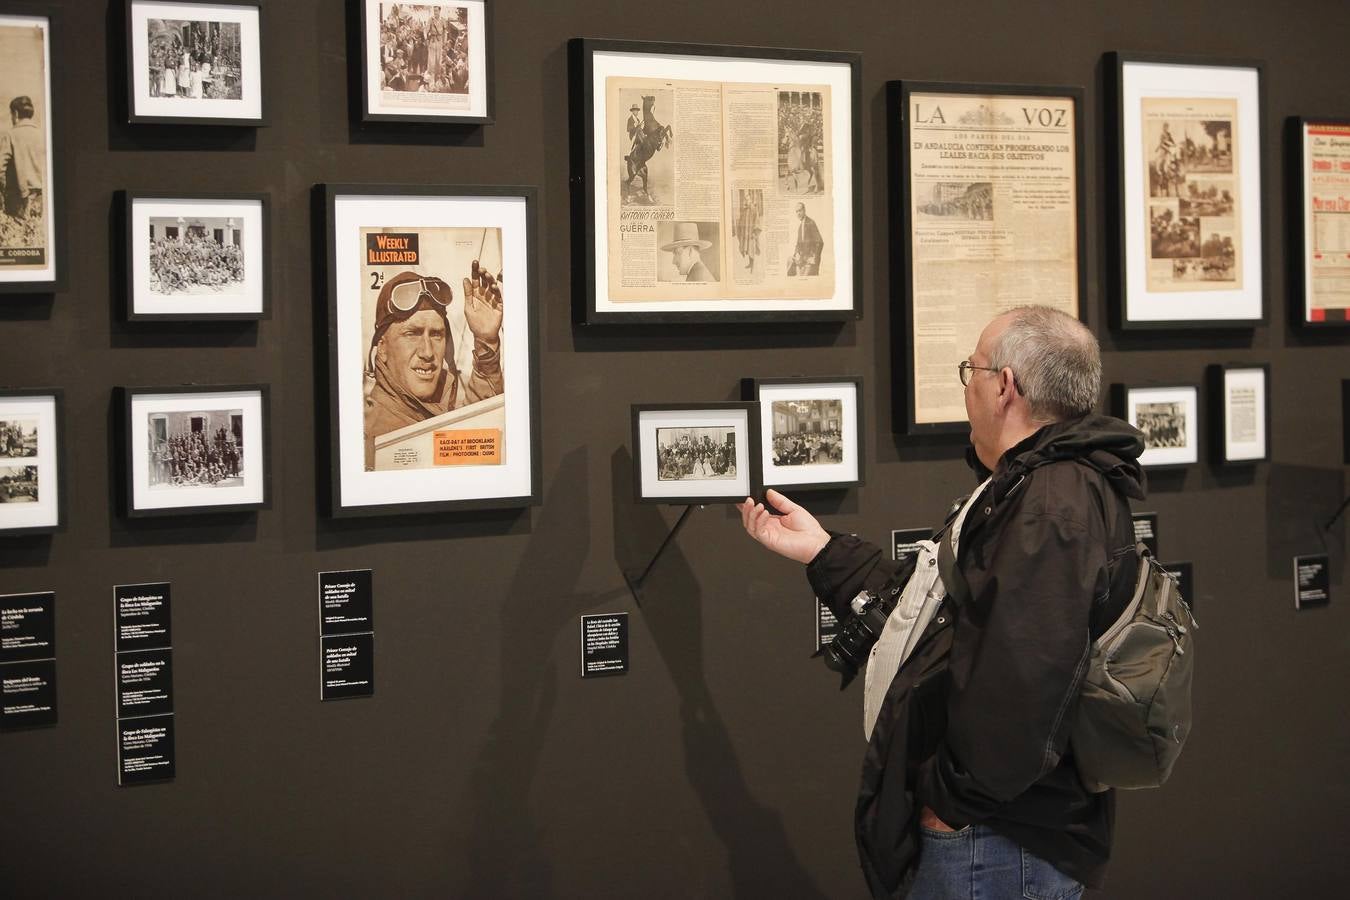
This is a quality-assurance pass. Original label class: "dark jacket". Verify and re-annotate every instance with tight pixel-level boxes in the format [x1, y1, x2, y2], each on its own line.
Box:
[806, 415, 1146, 897]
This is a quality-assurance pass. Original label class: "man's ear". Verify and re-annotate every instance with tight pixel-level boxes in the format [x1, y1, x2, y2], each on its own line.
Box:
[375, 336, 387, 365]
[996, 367, 1018, 407]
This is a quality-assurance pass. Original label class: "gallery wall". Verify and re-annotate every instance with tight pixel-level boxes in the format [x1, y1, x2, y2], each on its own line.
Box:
[2, 0, 1348, 897]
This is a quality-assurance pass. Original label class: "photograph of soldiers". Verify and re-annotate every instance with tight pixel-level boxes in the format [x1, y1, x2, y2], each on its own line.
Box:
[656, 428, 737, 481]
[147, 411, 245, 489]
[1136, 402, 1187, 449]
[618, 88, 673, 205]
[0, 419, 38, 458]
[658, 221, 720, 283]
[778, 91, 824, 194]
[145, 19, 243, 100]
[148, 217, 245, 295]
[1149, 206, 1201, 259]
[1199, 229, 1237, 281]
[1146, 118, 1233, 198]
[786, 203, 823, 277]
[0, 465, 38, 503]
[378, 4, 471, 95]
[770, 400, 843, 466]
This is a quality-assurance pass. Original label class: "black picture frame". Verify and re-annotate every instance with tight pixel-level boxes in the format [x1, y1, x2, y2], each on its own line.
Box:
[118, 383, 271, 517]
[119, 190, 270, 321]
[1287, 116, 1350, 330]
[0, 387, 65, 536]
[0, 7, 66, 295]
[631, 402, 762, 504]
[1110, 382, 1201, 469]
[354, 0, 494, 126]
[887, 80, 1086, 435]
[317, 183, 542, 517]
[1206, 362, 1271, 465]
[125, 0, 267, 127]
[741, 375, 863, 491]
[569, 37, 863, 325]
[1105, 52, 1266, 330]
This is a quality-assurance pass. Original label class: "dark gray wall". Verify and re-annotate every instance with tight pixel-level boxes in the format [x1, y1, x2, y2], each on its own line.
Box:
[2, 1, 1348, 897]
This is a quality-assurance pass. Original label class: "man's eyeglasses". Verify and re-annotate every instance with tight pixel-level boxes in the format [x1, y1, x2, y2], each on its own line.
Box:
[958, 360, 1002, 386]
[387, 276, 452, 312]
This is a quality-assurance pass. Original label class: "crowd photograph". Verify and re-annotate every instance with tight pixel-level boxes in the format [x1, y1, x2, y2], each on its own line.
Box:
[656, 427, 737, 481]
[148, 413, 245, 489]
[778, 91, 825, 194]
[771, 399, 843, 466]
[379, 3, 471, 95]
[0, 464, 38, 503]
[145, 18, 243, 100]
[1136, 401, 1188, 449]
[148, 218, 245, 295]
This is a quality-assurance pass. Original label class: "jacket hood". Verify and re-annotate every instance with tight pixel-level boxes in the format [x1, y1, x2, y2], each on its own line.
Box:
[972, 414, 1147, 500]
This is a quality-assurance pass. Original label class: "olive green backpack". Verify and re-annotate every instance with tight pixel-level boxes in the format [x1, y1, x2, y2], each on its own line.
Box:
[1072, 544, 1197, 792]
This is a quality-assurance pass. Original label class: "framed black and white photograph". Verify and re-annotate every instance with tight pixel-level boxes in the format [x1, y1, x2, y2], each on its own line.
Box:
[570, 38, 861, 324]
[119, 384, 269, 516]
[319, 184, 540, 517]
[0, 389, 63, 535]
[1207, 363, 1269, 465]
[126, 1, 264, 126]
[631, 403, 760, 504]
[0, 10, 62, 294]
[1111, 383, 1200, 468]
[888, 80, 1085, 434]
[1106, 53, 1264, 329]
[1289, 117, 1350, 328]
[743, 376, 861, 490]
[122, 191, 267, 320]
[357, 0, 492, 125]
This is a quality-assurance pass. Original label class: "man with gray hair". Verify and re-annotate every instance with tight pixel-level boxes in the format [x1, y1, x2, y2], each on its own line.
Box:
[739, 306, 1146, 898]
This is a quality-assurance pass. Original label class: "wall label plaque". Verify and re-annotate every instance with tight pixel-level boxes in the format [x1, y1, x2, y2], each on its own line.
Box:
[1132, 512, 1160, 557]
[319, 570, 375, 700]
[580, 613, 628, 678]
[114, 583, 174, 785]
[1294, 554, 1330, 609]
[1, 591, 57, 730]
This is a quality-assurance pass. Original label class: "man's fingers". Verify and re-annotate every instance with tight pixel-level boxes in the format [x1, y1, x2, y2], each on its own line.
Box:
[765, 488, 798, 514]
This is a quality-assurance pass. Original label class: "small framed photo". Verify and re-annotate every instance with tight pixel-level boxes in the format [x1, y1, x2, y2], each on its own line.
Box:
[357, 0, 492, 125]
[1106, 53, 1264, 329]
[1289, 117, 1350, 328]
[126, 0, 264, 126]
[0, 9, 63, 294]
[122, 191, 268, 320]
[1111, 383, 1200, 468]
[1207, 363, 1270, 464]
[743, 376, 861, 490]
[631, 403, 760, 504]
[119, 384, 269, 516]
[319, 184, 540, 517]
[0, 389, 63, 535]
[570, 38, 861, 324]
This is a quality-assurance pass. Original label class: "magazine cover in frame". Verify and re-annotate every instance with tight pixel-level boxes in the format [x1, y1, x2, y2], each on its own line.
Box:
[0, 11, 59, 293]
[323, 185, 539, 516]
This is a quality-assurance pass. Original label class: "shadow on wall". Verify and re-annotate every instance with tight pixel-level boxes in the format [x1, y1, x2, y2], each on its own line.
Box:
[608, 447, 828, 900]
[1266, 464, 1347, 582]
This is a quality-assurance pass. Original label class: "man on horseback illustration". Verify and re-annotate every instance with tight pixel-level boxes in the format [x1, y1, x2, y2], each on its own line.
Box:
[623, 95, 673, 204]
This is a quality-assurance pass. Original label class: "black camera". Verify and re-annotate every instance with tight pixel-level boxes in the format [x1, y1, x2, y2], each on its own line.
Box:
[820, 588, 898, 689]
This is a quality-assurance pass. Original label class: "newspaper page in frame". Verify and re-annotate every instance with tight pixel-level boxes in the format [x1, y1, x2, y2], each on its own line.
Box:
[1141, 97, 1242, 293]
[0, 17, 51, 274]
[605, 77, 834, 302]
[1305, 123, 1350, 319]
[360, 225, 506, 472]
[908, 92, 1079, 425]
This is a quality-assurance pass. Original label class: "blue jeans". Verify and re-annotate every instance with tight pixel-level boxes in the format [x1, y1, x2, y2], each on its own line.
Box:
[908, 824, 1084, 900]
